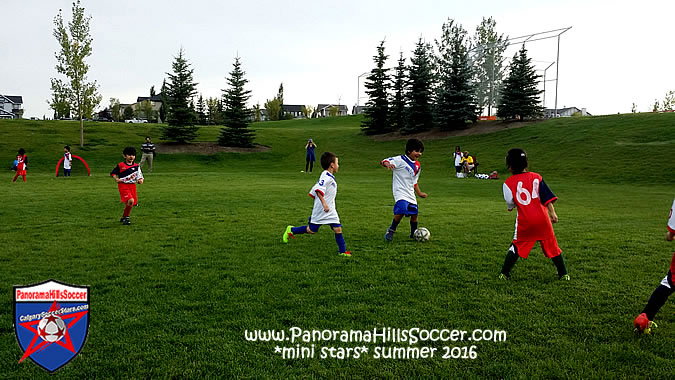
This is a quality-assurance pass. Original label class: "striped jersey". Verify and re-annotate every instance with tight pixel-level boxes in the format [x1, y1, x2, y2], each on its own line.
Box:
[110, 161, 144, 184]
[503, 172, 557, 241]
[141, 142, 156, 154]
[381, 155, 421, 204]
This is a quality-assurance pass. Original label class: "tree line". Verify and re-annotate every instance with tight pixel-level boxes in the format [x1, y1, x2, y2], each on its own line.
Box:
[361, 17, 544, 135]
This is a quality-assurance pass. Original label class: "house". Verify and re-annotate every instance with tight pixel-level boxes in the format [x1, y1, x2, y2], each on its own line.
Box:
[351, 105, 368, 115]
[282, 104, 305, 119]
[544, 107, 591, 118]
[0, 95, 23, 119]
[132, 94, 163, 121]
[315, 104, 349, 117]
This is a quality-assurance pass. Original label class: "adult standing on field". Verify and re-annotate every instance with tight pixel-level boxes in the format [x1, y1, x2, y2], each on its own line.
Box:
[303, 138, 317, 173]
[139, 136, 156, 173]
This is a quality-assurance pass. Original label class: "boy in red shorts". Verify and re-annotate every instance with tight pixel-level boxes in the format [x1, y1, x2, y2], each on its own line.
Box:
[633, 199, 675, 334]
[110, 147, 144, 225]
[12, 148, 28, 182]
[499, 148, 569, 280]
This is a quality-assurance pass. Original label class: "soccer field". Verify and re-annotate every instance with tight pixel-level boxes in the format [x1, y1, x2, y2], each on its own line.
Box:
[1, 115, 674, 377]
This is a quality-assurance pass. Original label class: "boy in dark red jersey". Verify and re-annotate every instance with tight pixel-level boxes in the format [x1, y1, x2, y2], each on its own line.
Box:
[12, 148, 28, 182]
[499, 148, 569, 280]
[633, 199, 675, 334]
[110, 147, 144, 225]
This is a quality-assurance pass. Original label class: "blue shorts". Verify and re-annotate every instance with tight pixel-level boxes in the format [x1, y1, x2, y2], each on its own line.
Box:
[393, 200, 418, 216]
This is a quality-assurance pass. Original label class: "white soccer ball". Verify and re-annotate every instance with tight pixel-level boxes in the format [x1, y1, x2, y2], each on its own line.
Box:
[413, 227, 430, 242]
[37, 314, 66, 343]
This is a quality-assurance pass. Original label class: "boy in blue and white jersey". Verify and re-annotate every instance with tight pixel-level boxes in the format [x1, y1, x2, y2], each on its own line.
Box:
[282, 152, 351, 257]
[381, 138, 428, 241]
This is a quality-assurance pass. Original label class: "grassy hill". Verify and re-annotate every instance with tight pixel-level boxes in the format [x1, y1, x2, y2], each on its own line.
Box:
[1, 114, 674, 377]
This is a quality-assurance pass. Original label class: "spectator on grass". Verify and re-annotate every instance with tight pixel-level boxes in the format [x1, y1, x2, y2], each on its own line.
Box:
[453, 146, 463, 178]
[303, 138, 317, 173]
[139, 137, 156, 173]
[461, 151, 474, 175]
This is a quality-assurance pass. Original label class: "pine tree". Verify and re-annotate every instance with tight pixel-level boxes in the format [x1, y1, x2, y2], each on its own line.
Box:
[361, 40, 391, 135]
[390, 51, 407, 131]
[435, 20, 477, 130]
[497, 45, 543, 120]
[404, 38, 435, 134]
[159, 79, 167, 123]
[162, 48, 199, 143]
[196, 94, 207, 125]
[218, 57, 255, 147]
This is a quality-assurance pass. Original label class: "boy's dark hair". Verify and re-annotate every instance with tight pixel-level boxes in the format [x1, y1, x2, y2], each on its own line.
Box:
[64, 145, 71, 151]
[406, 139, 424, 154]
[18, 148, 25, 155]
[506, 148, 528, 174]
[320, 151, 337, 170]
[123, 146, 137, 156]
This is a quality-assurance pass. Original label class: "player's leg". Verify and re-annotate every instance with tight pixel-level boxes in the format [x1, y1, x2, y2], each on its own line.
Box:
[408, 204, 419, 238]
[147, 154, 153, 173]
[22, 174, 26, 182]
[12, 172, 19, 182]
[331, 225, 350, 256]
[500, 241, 535, 279]
[139, 154, 147, 170]
[385, 214, 404, 241]
[542, 238, 568, 279]
[635, 267, 674, 333]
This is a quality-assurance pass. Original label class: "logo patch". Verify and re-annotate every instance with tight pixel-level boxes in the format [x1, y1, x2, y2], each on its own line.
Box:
[14, 279, 89, 373]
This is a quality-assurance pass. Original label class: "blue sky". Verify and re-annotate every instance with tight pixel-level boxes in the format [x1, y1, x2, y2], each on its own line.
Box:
[2, 0, 674, 118]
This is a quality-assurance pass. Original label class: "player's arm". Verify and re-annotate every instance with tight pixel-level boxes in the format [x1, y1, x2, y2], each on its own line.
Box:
[667, 230, 674, 241]
[414, 183, 427, 198]
[111, 174, 123, 183]
[380, 158, 395, 170]
[316, 191, 329, 212]
[547, 202, 559, 223]
[503, 183, 515, 211]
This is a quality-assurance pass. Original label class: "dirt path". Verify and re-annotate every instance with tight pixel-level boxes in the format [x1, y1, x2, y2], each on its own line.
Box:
[371, 120, 536, 141]
[156, 142, 270, 154]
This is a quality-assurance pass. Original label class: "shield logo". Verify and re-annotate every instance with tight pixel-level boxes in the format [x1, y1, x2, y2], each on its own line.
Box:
[14, 279, 90, 373]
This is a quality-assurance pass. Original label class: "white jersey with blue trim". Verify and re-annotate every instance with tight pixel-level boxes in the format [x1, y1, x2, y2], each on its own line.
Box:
[382, 155, 421, 204]
[308, 170, 340, 225]
[668, 199, 675, 233]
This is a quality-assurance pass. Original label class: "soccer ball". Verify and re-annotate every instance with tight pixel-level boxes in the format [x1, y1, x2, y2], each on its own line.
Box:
[413, 227, 430, 242]
[37, 314, 66, 343]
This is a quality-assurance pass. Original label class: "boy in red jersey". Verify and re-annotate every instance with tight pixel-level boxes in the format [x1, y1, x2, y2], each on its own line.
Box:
[12, 148, 28, 182]
[110, 147, 144, 225]
[633, 199, 675, 334]
[499, 148, 569, 280]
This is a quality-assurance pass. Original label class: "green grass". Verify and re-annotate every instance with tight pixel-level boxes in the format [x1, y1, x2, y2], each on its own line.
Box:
[1, 114, 674, 377]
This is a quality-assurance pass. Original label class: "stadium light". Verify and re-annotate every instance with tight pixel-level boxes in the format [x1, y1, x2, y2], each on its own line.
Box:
[356, 71, 369, 109]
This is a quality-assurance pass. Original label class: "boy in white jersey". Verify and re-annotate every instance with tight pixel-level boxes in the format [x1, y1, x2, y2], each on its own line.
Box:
[633, 199, 675, 334]
[282, 152, 351, 256]
[381, 139, 427, 241]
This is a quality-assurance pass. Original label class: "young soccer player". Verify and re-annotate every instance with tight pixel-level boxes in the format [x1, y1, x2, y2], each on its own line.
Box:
[110, 147, 144, 225]
[12, 148, 28, 183]
[499, 148, 569, 280]
[633, 199, 675, 334]
[282, 152, 351, 257]
[63, 145, 73, 177]
[381, 138, 428, 241]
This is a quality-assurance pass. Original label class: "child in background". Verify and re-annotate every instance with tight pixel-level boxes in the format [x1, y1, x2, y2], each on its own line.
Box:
[633, 199, 675, 334]
[283, 152, 351, 257]
[110, 147, 144, 225]
[63, 145, 72, 177]
[381, 138, 427, 241]
[499, 148, 569, 280]
[12, 148, 28, 183]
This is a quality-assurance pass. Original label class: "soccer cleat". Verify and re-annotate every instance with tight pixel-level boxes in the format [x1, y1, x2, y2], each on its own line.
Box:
[121, 217, 131, 225]
[498, 273, 509, 280]
[559, 274, 571, 281]
[634, 313, 658, 334]
[282, 225, 295, 243]
[340, 251, 352, 257]
[384, 229, 395, 242]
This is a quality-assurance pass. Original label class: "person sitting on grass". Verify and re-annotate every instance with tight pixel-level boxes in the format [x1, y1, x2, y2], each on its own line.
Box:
[461, 151, 474, 176]
[499, 148, 569, 280]
[283, 151, 351, 257]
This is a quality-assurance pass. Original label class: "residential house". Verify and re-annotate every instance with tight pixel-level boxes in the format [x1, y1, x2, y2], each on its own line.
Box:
[544, 107, 591, 118]
[282, 104, 305, 119]
[0, 95, 23, 119]
[133, 94, 163, 122]
[351, 105, 368, 115]
[315, 104, 349, 117]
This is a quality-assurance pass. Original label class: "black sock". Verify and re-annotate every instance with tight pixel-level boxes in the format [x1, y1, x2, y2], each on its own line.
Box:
[389, 218, 400, 232]
[501, 245, 519, 277]
[551, 254, 568, 277]
[410, 221, 418, 238]
[642, 285, 674, 321]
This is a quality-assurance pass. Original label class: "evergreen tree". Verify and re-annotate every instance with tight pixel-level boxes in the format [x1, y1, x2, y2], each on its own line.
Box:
[497, 45, 543, 120]
[404, 38, 435, 134]
[277, 83, 285, 120]
[361, 40, 391, 135]
[218, 57, 255, 147]
[435, 20, 477, 130]
[473, 17, 507, 117]
[390, 51, 407, 131]
[162, 48, 199, 143]
[159, 79, 167, 123]
[196, 95, 207, 125]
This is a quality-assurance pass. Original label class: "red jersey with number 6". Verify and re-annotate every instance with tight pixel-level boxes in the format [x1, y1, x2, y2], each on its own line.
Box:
[503, 172, 558, 241]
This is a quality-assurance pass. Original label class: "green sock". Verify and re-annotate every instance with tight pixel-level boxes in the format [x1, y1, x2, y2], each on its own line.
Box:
[551, 254, 568, 277]
[500, 248, 519, 277]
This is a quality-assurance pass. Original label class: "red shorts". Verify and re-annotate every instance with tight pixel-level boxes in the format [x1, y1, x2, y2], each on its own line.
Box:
[512, 237, 561, 259]
[118, 184, 137, 205]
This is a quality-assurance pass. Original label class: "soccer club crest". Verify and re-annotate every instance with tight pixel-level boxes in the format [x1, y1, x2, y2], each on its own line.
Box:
[14, 279, 90, 373]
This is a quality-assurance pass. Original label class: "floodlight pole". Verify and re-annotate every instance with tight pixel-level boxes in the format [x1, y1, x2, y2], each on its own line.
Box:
[542, 61, 555, 109]
[554, 35, 561, 117]
[356, 71, 369, 109]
